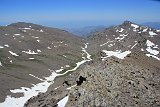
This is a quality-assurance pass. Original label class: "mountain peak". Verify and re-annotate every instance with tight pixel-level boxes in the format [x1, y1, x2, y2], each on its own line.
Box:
[122, 20, 133, 26]
[8, 22, 44, 29]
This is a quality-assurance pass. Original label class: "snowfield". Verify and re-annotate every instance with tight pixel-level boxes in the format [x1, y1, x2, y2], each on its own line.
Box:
[145, 40, 160, 60]
[102, 50, 131, 60]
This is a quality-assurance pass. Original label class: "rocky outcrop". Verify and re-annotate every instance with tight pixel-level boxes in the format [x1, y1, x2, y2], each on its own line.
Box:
[65, 56, 160, 107]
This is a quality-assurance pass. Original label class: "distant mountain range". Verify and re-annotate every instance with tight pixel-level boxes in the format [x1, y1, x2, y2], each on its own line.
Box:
[64, 25, 107, 37]
[141, 22, 160, 29]
[64, 22, 160, 37]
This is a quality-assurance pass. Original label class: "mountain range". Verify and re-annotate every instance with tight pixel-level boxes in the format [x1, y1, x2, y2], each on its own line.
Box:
[0, 21, 160, 107]
[64, 25, 107, 37]
[64, 22, 160, 37]
[142, 22, 160, 29]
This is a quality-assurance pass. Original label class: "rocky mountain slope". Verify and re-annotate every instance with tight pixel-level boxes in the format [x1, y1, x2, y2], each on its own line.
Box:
[87, 21, 160, 60]
[0, 21, 160, 107]
[0, 22, 85, 103]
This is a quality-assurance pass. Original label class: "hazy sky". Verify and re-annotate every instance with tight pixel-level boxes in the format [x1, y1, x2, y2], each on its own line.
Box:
[0, 0, 160, 28]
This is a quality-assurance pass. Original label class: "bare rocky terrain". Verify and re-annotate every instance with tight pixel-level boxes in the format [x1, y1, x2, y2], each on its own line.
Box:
[0, 21, 160, 107]
[0, 22, 84, 103]
[24, 53, 160, 107]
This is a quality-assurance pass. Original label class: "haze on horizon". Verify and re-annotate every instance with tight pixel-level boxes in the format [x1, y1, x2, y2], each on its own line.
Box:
[0, 0, 160, 28]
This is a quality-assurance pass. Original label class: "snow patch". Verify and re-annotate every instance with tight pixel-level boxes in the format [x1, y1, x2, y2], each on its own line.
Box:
[149, 31, 157, 37]
[4, 44, 9, 47]
[146, 40, 159, 55]
[0, 62, 2, 66]
[65, 65, 70, 67]
[0, 46, 4, 48]
[0, 71, 58, 107]
[108, 44, 113, 47]
[37, 40, 40, 42]
[57, 96, 69, 107]
[14, 34, 20, 36]
[9, 51, 19, 56]
[146, 48, 159, 55]
[131, 24, 139, 29]
[146, 40, 155, 47]
[131, 42, 138, 49]
[67, 85, 76, 90]
[37, 49, 41, 53]
[22, 30, 26, 32]
[100, 41, 113, 47]
[146, 54, 160, 61]
[102, 50, 131, 59]
[40, 29, 43, 32]
[131, 24, 139, 32]
[22, 50, 38, 55]
[82, 43, 92, 60]
[32, 36, 39, 38]
[29, 58, 35, 60]
[63, 55, 67, 58]
[10, 60, 13, 63]
[119, 28, 124, 32]
[54, 86, 61, 90]
[47, 47, 52, 49]
[115, 34, 128, 41]
[56, 69, 64, 73]
[60, 41, 64, 44]
[19, 28, 31, 30]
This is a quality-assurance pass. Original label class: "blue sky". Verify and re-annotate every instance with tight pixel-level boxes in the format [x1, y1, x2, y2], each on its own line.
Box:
[0, 0, 160, 28]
